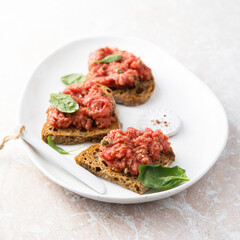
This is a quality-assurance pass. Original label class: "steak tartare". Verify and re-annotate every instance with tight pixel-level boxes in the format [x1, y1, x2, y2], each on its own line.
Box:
[47, 82, 116, 130]
[99, 127, 171, 175]
[88, 47, 152, 88]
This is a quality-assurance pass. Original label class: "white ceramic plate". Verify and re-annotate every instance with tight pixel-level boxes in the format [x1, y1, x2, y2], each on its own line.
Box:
[18, 36, 228, 204]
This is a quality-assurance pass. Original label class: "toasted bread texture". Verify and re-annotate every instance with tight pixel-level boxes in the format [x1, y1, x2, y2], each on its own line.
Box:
[75, 144, 175, 194]
[85, 75, 155, 106]
[112, 77, 155, 106]
[42, 84, 121, 145]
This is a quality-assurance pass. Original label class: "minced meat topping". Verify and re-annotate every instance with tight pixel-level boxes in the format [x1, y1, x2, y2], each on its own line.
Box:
[99, 127, 171, 175]
[47, 81, 116, 130]
[88, 47, 152, 88]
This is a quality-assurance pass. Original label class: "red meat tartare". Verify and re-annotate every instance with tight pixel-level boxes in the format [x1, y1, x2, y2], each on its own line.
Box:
[47, 82, 116, 130]
[88, 47, 152, 88]
[99, 127, 171, 175]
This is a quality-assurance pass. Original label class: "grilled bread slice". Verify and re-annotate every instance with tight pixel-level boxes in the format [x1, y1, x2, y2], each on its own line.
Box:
[75, 144, 175, 194]
[41, 85, 121, 145]
[85, 75, 155, 106]
[112, 77, 155, 106]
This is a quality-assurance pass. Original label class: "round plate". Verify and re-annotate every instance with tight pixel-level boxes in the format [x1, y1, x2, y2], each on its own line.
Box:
[18, 36, 228, 204]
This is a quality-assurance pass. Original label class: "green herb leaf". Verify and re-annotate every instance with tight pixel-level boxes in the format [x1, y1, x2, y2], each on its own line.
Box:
[49, 93, 79, 113]
[47, 136, 83, 154]
[96, 54, 122, 63]
[47, 136, 69, 154]
[138, 165, 190, 190]
[61, 73, 85, 85]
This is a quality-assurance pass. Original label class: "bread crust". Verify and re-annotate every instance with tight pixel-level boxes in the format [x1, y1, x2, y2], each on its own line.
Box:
[112, 77, 155, 106]
[75, 144, 175, 194]
[41, 84, 121, 145]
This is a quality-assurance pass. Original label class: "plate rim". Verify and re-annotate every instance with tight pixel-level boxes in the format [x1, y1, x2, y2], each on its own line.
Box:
[17, 35, 229, 204]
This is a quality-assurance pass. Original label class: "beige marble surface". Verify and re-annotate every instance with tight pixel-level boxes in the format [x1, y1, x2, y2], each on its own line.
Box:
[0, 0, 240, 239]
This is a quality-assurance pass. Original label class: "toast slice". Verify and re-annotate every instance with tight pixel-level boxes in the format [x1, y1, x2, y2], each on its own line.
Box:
[85, 75, 155, 106]
[75, 144, 175, 194]
[112, 77, 155, 106]
[42, 84, 121, 145]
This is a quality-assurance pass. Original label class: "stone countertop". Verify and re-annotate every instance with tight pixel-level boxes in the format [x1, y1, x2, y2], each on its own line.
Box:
[0, 0, 239, 239]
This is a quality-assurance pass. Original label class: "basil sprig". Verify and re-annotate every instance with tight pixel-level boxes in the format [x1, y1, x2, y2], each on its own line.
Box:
[49, 93, 79, 113]
[61, 73, 85, 85]
[138, 165, 190, 190]
[47, 136, 83, 154]
[96, 54, 122, 63]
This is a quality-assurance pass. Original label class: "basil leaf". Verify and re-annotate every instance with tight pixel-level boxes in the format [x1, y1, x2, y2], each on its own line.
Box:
[61, 73, 85, 85]
[96, 54, 122, 63]
[138, 165, 190, 190]
[47, 136, 83, 154]
[47, 136, 69, 154]
[49, 93, 79, 113]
